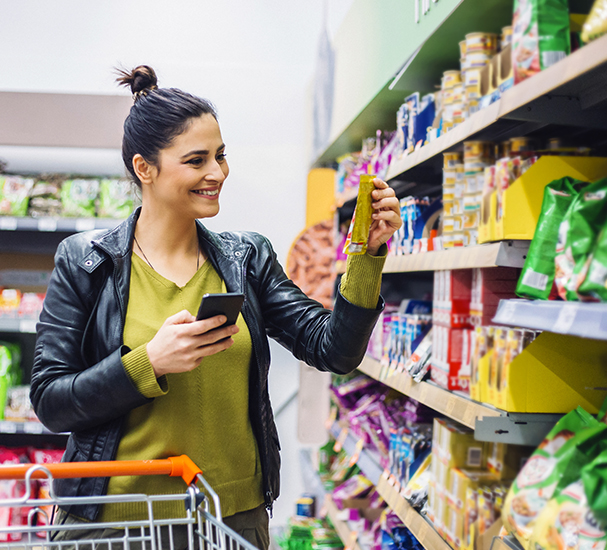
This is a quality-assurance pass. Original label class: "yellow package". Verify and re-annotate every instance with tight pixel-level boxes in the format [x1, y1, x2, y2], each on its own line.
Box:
[343, 174, 376, 255]
[464, 485, 480, 549]
[582, 0, 607, 43]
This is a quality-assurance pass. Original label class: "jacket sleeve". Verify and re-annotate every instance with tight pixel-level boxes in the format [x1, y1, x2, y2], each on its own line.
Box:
[30, 240, 151, 434]
[249, 234, 384, 374]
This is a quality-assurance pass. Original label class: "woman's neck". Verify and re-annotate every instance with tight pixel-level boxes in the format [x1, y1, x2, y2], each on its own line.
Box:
[133, 206, 205, 286]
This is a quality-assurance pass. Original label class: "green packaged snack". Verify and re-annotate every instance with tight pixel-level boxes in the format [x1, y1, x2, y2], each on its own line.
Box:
[554, 178, 607, 301]
[512, 0, 571, 84]
[98, 179, 135, 218]
[60, 178, 100, 217]
[529, 479, 606, 550]
[516, 177, 584, 300]
[0, 175, 35, 216]
[581, 450, 607, 527]
[577, 225, 607, 302]
[343, 175, 376, 255]
[502, 406, 607, 549]
[0, 342, 21, 420]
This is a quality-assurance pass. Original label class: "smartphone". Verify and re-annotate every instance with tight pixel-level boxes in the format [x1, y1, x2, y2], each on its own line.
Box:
[196, 292, 244, 327]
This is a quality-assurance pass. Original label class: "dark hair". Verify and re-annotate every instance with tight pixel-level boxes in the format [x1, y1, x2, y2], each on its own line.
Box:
[116, 65, 218, 187]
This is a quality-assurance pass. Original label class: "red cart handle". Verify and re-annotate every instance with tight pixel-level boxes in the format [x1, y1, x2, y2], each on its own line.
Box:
[0, 455, 203, 486]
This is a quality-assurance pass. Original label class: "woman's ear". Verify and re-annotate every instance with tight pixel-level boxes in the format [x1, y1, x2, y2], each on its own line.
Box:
[132, 154, 154, 186]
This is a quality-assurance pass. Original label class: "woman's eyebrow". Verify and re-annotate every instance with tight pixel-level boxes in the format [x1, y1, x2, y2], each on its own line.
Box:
[180, 144, 225, 159]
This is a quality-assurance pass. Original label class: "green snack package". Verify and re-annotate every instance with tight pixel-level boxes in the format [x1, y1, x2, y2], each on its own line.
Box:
[343, 175, 376, 255]
[516, 177, 585, 299]
[512, 0, 571, 85]
[554, 178, 607, 301]
[581, 451, 607, 528]
[577, 224, 607, 302]
[0, 175, 35, 216]
[529, 479, 606, 550]
[0, 342, 21, 420]
[60, 178, 100, 217]
[502, 406, 607, 549]
[98, 179, 135, 218]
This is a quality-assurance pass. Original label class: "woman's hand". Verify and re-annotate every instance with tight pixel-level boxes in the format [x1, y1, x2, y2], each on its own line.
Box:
[146, 310, 239, 377]
[367, 178, 402, 256]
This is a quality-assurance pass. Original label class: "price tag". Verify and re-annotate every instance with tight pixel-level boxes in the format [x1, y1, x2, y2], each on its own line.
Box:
[38, 218, 57, 232]
[75, 218, 96, 232]
[553, 304, 578, 334]
[348, 439, 365, 467]
[463, 403, 476, 427]
[333, 427, 348, 453]
[24, 422, 44, 434]
[19, 320, 37, 333]
[0, 421, 17, 433]
[0, 217, 17, 230]
[446, 395, 456, 415]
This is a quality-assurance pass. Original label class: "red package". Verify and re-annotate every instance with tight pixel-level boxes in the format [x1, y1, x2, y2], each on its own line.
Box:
[431, 325, 471, 391]
[28, 448, 65, 534]
[469, 268, 519, 326]
[433, 270, 473, 328]
[0, 447, 31, 542]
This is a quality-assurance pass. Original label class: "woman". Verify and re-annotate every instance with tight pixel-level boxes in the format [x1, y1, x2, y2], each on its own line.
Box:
[30, 65, 402, 549]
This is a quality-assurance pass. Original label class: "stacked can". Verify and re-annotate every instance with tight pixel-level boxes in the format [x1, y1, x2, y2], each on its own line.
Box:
[460, 33, 498, 118]
[442, 152, 462, 248]
[441, 70, 463, 132]
[463, 141, 494, 246]
[500, 26, 513, 50]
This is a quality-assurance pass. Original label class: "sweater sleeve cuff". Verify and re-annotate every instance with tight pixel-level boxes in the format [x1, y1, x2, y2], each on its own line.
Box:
[339, 244, 387, 310]
[122, 344, 169, 398]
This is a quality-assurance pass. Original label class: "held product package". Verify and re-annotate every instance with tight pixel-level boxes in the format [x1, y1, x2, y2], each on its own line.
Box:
[582, 0, 607, 43]
[502, 406, 607, 549]
[554, 177, 607, 300]
[512, 0, 571, 84]
[343, 174, 376, 255]
[578, 224, 607, 300]
[516, 177, 585, 300]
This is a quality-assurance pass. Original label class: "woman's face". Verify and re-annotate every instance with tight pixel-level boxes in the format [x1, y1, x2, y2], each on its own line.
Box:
[144, 113, 229, 220]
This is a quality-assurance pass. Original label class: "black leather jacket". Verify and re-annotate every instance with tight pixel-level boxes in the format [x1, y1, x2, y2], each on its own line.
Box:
[30, 208, 384, 520]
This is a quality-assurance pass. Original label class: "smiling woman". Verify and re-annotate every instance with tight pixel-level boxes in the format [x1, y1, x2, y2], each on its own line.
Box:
[29, 64, 402, 550]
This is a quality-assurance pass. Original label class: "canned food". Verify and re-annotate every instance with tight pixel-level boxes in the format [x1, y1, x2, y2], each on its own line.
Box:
[442, 70, 461, 89]
[463, 67, 482, 86]
[465, 174, 479, 194]
[455, 182, 465, 199]
[452, 231, 465, 247]
[510, 137, 534, 153]
[495, 140, 511, 159]
[467, 99, 481, 117]
[465, 52, 492, 67]
[465, 32, 498, 53]
[443, 184, 455, 202]
[453, 215, 464, 231]
[465, 84, 481, 101]
[459, 40, 467, 58]
[443, 233, 454, 248]
[464, 140, 493, 160]
[500, 26, 513, 49]
[443, 152, 461, 169]
[443, 88, 454, 105]
[443, 216, 455, 233]
[443, 200, 454, 216]
[454, 199, 465, 215]
[452, 84, 465, 103]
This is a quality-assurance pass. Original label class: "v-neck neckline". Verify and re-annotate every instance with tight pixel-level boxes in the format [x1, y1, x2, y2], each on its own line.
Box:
[132, 252, 212, 290]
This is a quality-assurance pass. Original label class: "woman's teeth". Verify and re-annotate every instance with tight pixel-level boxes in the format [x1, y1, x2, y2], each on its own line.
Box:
[193, 189, 218, 196]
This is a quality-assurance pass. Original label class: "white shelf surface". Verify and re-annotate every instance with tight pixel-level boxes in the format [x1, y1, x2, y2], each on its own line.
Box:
[0, 216, 122, 233]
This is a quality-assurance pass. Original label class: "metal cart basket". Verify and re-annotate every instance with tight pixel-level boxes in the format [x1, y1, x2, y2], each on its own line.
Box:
[0, 454, 258, 550]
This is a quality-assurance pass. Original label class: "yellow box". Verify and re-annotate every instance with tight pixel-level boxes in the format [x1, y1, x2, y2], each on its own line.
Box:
[488, 328, 507, 407]
[447, 468, 499, 511]
[439, 421, 488, 470]
[497, 331, 607, 413]
[445, 505, 464, 549]
[479, 156, 607, 243]
[486, 442, 532, 480]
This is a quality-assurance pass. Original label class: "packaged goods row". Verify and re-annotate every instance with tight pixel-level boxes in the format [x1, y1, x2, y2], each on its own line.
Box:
[0, 446, 65, 542]
[0, 173, 135, 219]
[333, 0, 607, 203]
[0, 342, 38, 423]
[0, 289, 45, 320]
[324, 368, 607, 550]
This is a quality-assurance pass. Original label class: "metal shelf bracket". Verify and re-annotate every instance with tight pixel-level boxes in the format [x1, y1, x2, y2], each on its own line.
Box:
[474, 412, 562, 446]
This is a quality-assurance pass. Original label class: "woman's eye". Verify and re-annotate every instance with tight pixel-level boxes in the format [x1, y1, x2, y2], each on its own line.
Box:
[187, 157, 204, 166]
[217, 153, 227, 162]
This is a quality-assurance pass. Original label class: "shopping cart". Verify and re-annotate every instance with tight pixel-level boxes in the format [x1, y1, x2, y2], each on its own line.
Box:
[0, 455, 259, 550]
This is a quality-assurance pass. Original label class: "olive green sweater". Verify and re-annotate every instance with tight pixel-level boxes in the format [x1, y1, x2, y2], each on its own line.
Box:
[99, 248, 386, 522]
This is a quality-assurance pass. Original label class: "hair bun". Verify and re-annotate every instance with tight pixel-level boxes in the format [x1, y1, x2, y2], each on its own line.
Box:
[116, 65, 158, 96]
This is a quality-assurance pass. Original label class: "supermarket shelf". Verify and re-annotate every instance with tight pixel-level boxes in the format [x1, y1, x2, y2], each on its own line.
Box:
[0, 318, 37, 333]
[377, 471, 451, 550]
[325, 495, 365, 550]
[357, 356, 500, 430]
[0, 420, 63, 436]
[357, 355, 560, 446]
[0, 216, 121, 233]
[335, 241, 529, 275]
[329, 422, 383, 486]
[386, 33, 607, 182]
[493, 299, 607, 341]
